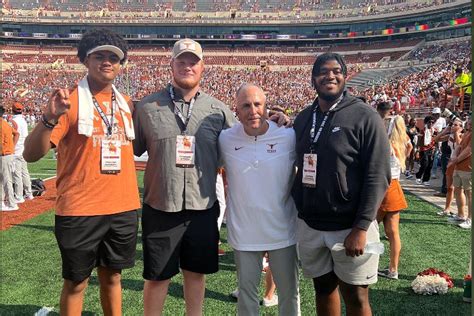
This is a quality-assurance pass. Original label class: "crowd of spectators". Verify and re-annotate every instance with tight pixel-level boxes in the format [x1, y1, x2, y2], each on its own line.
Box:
[353, 40, 471, 109]
[1, 40, 470, 120]
[405, 40, 471, 61]
[2, 51, 408, 67]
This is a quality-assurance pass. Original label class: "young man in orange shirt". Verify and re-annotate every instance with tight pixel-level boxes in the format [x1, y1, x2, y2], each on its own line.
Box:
[1, 105, 20, 211]
[23, 29, 140, 315]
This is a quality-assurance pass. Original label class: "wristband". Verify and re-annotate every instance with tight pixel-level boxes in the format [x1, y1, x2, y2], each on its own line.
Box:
[41, 114, 58, 129]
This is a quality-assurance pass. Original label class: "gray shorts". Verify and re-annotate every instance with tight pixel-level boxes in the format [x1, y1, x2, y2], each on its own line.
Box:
[296, 218, 380, 285]
[453, 170, 472, 191]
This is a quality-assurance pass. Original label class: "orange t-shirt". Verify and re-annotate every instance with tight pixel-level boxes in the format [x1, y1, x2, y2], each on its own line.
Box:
[455, 131, 471, 172]
[50, 88, 140, 216]
[1, 119, 15, 156]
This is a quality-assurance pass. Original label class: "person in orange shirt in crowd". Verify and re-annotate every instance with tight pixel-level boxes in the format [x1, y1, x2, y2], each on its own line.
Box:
[1, 105, 20, 211]
[23, 29, 140, 315]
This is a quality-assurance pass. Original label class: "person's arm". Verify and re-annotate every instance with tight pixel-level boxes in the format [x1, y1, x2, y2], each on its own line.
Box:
[433, 126, 451, 142]
[453, 130, 462, 145]
[344, 111, 391, 257]
[405, 140, 413, 158]
[455, 144, 472, 163]
[23, 89, 70, 162]
[132, 101, 147, 157]
[11, 121, 20, 146]
[453, 133, 472, 164]
[269, 112, 291, 127]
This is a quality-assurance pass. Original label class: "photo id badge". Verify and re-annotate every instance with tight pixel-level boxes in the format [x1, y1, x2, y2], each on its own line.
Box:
[176, 135, 195, 168]
[101, 139, 121, 174]
[302, 153, 317, 188]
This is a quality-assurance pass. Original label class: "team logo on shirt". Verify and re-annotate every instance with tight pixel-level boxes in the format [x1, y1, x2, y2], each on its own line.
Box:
[266, 143, 277, 153]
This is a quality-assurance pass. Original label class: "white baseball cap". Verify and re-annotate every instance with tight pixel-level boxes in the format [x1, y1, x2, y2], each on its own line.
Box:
[86, 45, 125, 60]
[432, 107, 441, 114]
[172, 39, 203, 60]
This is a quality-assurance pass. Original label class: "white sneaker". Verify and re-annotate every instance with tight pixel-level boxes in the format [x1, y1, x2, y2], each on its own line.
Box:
[448, 215, 466, 223]
[25, 194, 35, 200]
[15, 198, 25, 204]
[458, 219, 472, 229]
[416, 178, 422, 184]
[262, 294, 278, 307]
[229, 289, 239, 299]
[0, 202, 19, 211]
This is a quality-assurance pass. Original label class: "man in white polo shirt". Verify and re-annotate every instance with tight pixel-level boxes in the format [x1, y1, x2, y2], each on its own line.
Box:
[218, 83, 300, 316]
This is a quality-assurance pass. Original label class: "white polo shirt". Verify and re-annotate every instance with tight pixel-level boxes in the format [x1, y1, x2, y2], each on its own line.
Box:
[218, 120, 297, 251]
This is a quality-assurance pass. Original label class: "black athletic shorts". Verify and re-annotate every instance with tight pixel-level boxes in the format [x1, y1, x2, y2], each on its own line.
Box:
[55, 210, 138, 282]
[142, 202, 220, 281]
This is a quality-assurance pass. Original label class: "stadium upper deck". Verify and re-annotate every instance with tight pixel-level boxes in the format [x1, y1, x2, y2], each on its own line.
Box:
[2, 0, 470, 23]
[2, 0, 465, 16]
[1, 0, 470, 64]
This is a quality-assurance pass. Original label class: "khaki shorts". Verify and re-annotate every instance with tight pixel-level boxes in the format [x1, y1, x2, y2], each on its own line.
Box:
[453, 170, 472, 191]
[296, 218, 380, 286]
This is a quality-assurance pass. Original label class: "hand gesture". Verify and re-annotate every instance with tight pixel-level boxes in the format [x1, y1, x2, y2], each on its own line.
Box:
[45, 88, 71, 121]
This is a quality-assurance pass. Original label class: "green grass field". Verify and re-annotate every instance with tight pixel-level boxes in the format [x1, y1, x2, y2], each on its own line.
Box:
[0, 153, 472, 315]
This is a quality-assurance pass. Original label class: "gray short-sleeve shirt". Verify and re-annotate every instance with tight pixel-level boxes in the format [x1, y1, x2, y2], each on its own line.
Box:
[133, 84, 236, 212]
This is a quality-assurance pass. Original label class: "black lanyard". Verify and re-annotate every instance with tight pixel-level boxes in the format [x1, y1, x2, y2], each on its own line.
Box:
[310, 95, 343, 147]
[169, 85, 197, 135]
[92, 91, 115, 137]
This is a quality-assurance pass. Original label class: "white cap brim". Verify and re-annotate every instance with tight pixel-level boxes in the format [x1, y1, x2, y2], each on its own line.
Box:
[86, 45, 125, 60]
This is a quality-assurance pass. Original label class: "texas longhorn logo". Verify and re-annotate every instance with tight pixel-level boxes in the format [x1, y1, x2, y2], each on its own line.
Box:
[180, 42, 196, 51]
[266, 143, 277, 153]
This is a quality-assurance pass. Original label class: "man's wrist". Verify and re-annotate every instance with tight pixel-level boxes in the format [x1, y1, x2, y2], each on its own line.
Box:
[43, 112, 59, 124]
[41, 114, 58, 129]
[352, 226, 367, 233]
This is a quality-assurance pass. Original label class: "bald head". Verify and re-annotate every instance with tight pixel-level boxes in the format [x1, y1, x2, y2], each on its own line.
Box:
[235, 83, 269, 136]
[236, 83, 267, 102]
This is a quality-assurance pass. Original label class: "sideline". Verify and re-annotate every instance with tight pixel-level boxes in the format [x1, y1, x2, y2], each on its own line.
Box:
[0, 177, 57, 231]
[399, 172, 456, 212]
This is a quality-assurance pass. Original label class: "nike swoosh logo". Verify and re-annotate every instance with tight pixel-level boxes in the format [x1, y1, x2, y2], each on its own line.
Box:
[234, 146, 244, 151]
[367, 274, 376, 279]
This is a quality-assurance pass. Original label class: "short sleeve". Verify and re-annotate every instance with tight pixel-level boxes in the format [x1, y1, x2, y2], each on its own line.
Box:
[50, 113, 70, 148]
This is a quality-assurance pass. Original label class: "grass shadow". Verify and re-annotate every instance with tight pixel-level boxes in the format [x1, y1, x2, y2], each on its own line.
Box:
[404, 209, 437, 215]
[0, 305, 96, 315]
[13, 223, 54, 232]
[399, 218, 453, 226]
[47, 311, 95, 316]
[0, 304, 48, 315]
[370, 288, 471, 314]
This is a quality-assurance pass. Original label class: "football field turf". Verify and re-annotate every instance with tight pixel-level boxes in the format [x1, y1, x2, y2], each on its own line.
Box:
[0, 154, 471, 315]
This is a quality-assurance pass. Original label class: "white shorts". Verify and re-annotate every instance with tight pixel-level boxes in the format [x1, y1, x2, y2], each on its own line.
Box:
[296, 218, 380, 285]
